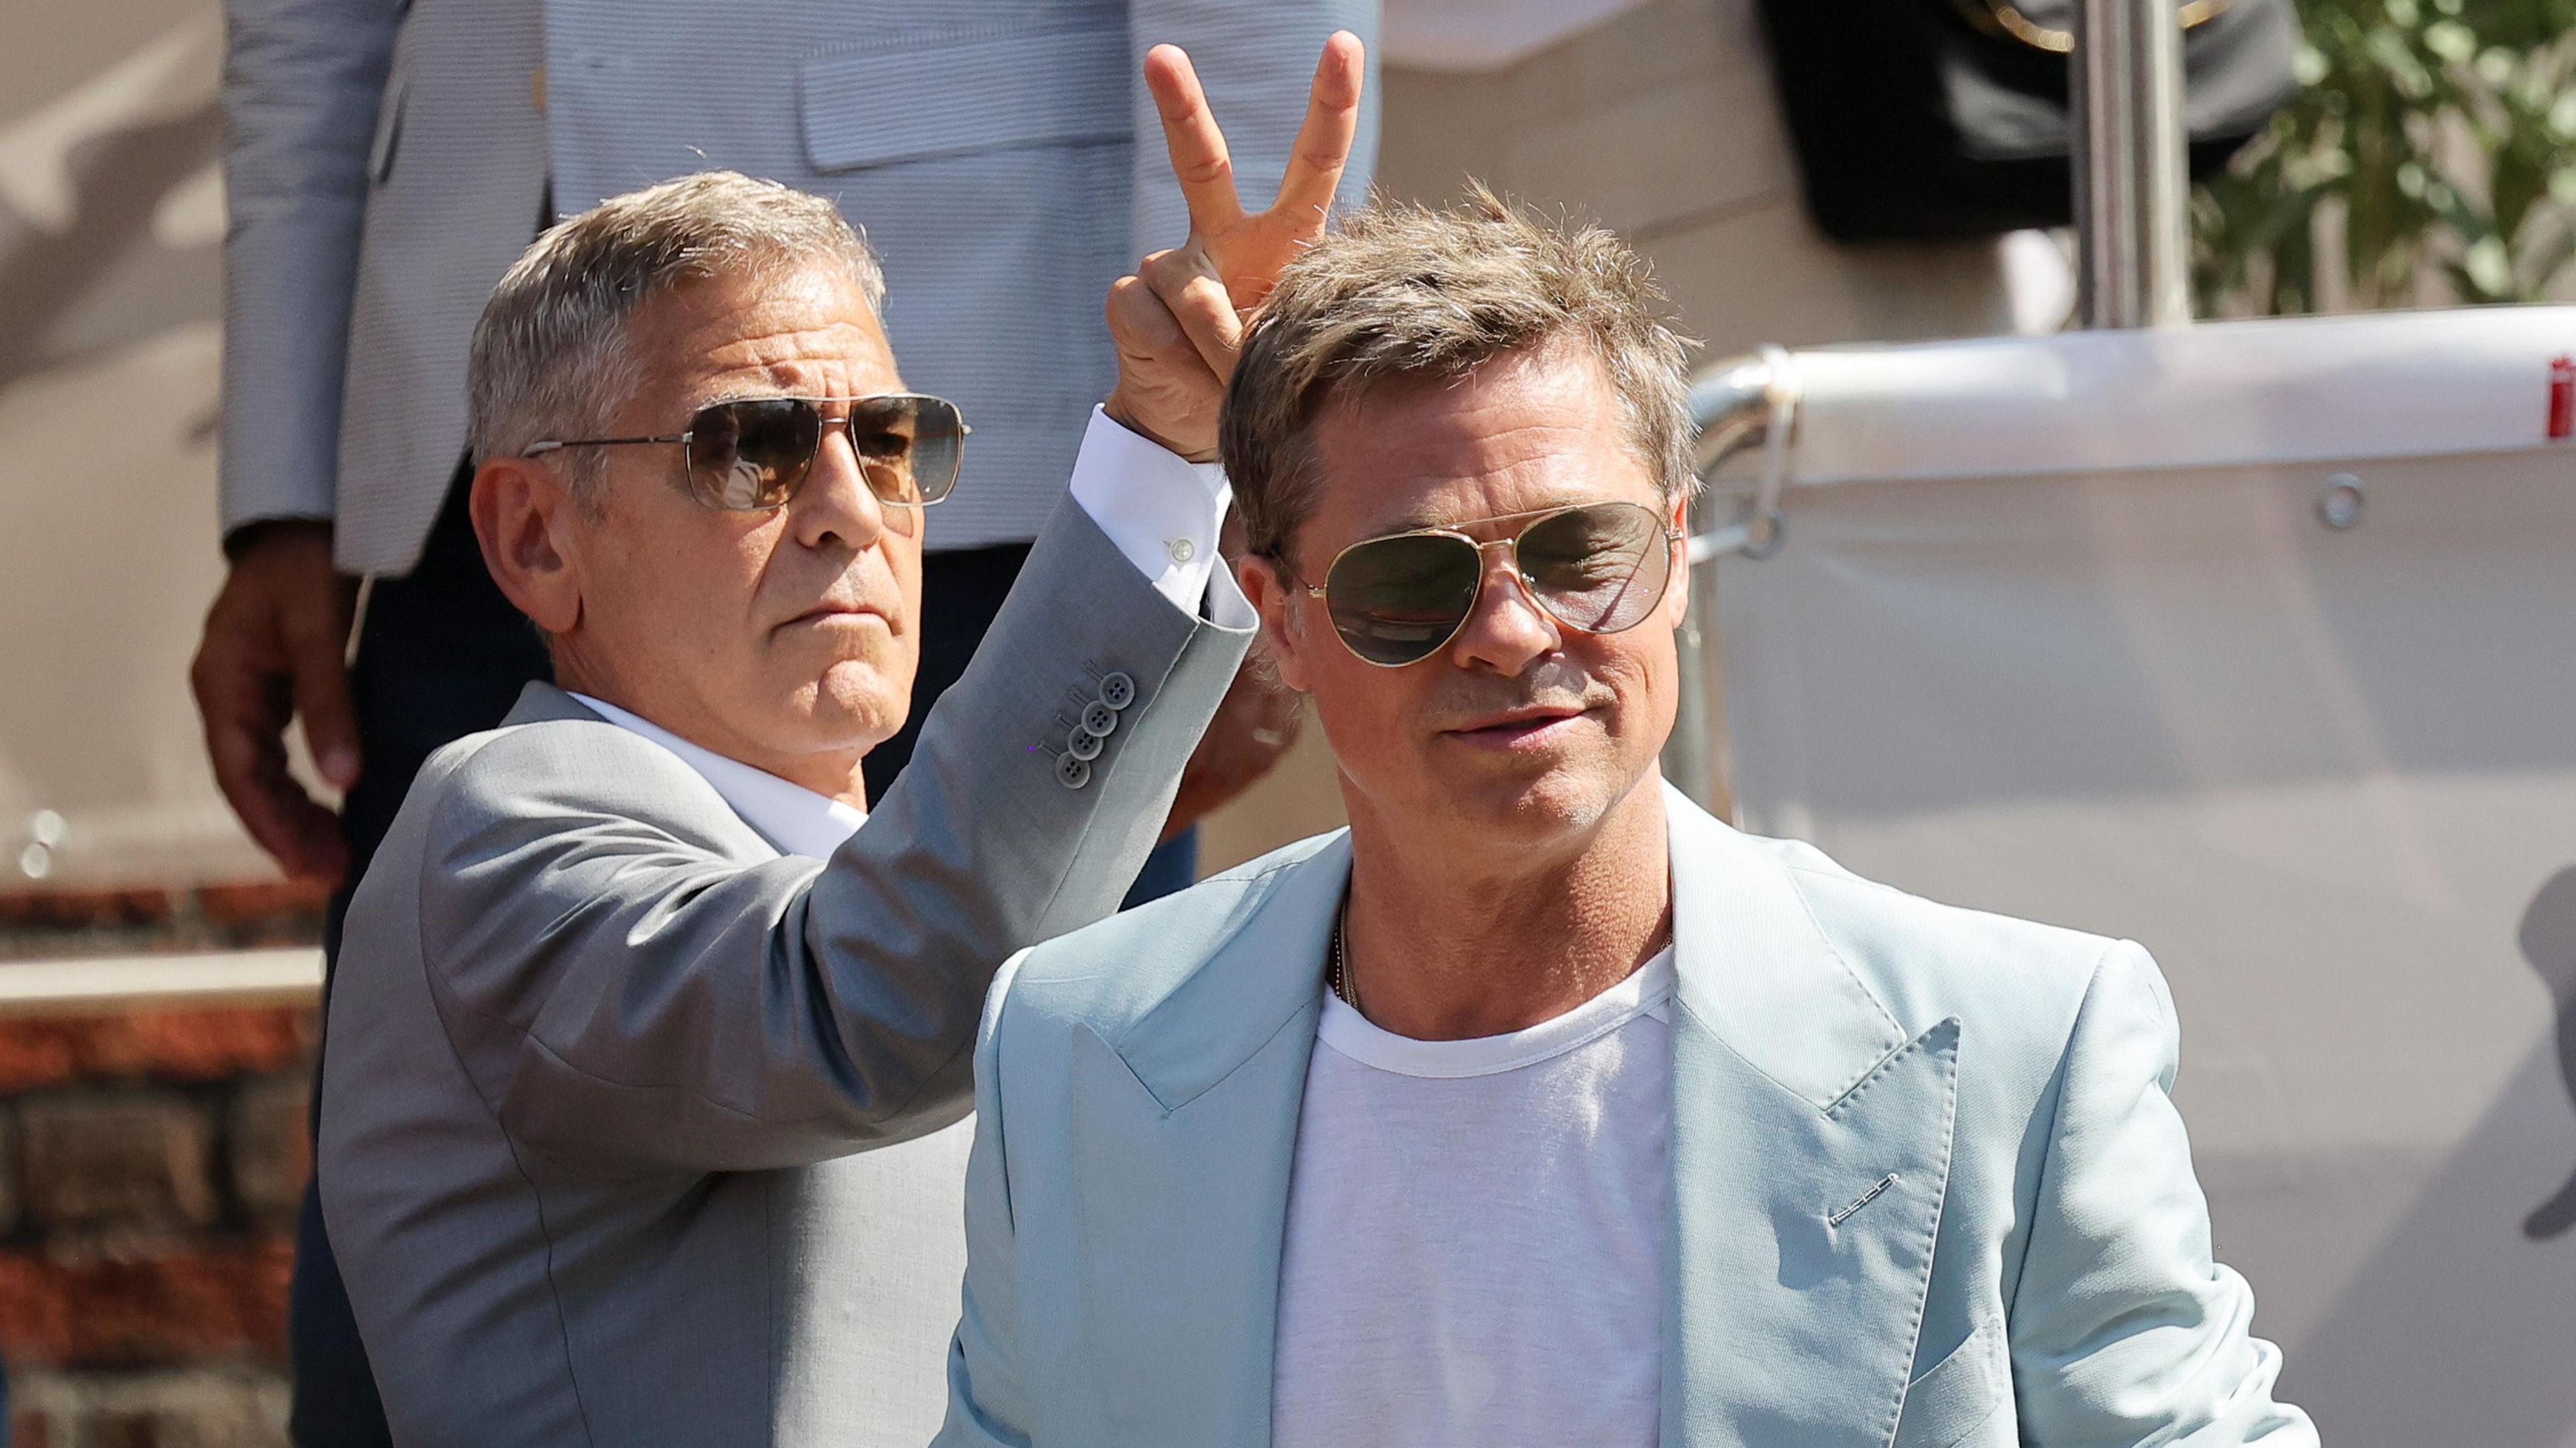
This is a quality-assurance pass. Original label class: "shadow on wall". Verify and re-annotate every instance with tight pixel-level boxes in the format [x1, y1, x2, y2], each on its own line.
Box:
[2273, 869, 2576, 1446]
[0, 99, 220, 394]
[2518, 867, 2576, 1239]
[0, 8, 223, 396]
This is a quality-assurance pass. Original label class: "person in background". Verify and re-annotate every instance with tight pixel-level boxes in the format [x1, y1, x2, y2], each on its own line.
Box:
[936, 190, 2315, 1448]
[197, 3, 1374, 1441]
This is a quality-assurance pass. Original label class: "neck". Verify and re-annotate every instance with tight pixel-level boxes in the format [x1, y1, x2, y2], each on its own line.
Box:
[555, 656, 871, 810]
[1340, 776, 1672, 1041]
[729, 743, 870, 811]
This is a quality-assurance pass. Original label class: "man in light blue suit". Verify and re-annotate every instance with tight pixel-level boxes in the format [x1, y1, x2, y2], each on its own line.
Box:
[937, 190, 2320, 1447]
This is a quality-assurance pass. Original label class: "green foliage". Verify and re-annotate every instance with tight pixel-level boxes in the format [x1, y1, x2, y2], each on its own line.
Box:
[2193, 0, 2576, 312]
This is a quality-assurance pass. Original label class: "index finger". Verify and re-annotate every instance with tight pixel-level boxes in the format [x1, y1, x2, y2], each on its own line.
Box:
[1144, 44, 1246, 239]
[1268, 32, 1366, 233]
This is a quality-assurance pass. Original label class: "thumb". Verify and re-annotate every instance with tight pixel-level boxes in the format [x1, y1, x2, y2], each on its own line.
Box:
[285, 603, 361, 791]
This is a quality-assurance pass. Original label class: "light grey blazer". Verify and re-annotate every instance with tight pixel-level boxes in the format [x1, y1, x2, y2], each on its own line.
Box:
[939, 785, 2320, 1448]
[318, 498, 1250, 1447]
[219, 0, 1379, 571]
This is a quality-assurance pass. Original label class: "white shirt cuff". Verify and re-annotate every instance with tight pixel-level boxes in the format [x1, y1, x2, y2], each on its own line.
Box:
[1067, 406, 1232, 618]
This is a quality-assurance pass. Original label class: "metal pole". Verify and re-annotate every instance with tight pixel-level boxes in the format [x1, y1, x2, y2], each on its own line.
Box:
[2073, 0, 2193, 327]
[1662, 353, 1792, 814]
[1665, 522, 1719, 810]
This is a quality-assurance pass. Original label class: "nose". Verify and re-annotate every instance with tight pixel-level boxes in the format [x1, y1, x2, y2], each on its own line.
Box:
[1446, 542, 1559, 676]
[789, 421, 890, 555]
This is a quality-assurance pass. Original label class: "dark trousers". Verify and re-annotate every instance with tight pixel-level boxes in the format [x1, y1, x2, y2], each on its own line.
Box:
[288, 486, 1192, 1443]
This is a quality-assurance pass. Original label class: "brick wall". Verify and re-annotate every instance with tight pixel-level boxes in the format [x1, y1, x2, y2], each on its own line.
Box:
[1, 885, 325, 1448]
[0, 1007, 313, 1448]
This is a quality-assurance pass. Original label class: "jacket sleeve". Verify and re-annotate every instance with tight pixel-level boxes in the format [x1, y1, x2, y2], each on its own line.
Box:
[1126, 0, 1382, 258]
[2008, 940, 2319, 1446]
[419, 500, 1250, 1174]
[934, 955, 1036, 1448]
[218, 0, 396, 537]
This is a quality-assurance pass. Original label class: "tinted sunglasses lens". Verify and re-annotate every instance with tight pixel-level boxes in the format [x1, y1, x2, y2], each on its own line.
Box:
[687, 399, 820, 510]
[1517, 502, 1671, 634]
[847, 395, 965, 506]
[1322, 533, 1483, 666]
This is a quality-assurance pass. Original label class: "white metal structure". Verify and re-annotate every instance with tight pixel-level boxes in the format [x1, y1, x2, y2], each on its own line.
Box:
[1684, 304, 2576, 1443]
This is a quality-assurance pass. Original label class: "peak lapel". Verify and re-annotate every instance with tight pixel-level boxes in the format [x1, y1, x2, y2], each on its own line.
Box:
[1073, 836, 1350, 1447]
[1661, 793, 1962, 1448]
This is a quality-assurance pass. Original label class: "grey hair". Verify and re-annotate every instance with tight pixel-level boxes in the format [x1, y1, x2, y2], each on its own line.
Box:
[1219, 184, 1697, 568]
[466, 171, 886, 494]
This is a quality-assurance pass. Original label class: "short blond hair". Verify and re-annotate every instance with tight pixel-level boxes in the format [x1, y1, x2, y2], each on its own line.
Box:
[467, 172, 885, 488]
[1218, 186, 1696, 567]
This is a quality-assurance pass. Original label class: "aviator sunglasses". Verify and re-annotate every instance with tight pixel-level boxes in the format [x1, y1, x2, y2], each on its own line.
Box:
[524, 394, 968, 512]
[1289, 500, 1684, 667]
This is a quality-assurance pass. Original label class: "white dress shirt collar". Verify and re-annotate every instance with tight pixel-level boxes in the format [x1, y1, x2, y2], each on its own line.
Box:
[568, 693, 865, 861]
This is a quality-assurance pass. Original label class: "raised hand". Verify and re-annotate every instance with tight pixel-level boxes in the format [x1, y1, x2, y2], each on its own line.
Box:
[1104, 32, 1365, 461]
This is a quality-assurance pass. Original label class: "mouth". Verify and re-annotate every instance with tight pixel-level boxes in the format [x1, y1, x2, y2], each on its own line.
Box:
[779, 602, 891, 634]
[1439, 702, 1593, 750]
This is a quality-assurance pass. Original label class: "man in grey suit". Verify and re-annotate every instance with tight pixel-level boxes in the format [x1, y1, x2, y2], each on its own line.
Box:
[197, 5, 1373, 1435]
[320, 39, 1366, 1446]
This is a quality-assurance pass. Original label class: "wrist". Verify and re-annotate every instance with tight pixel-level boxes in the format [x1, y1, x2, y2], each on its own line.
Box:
[1101, 392, 1217, 465]
[223, 516, 334, 563]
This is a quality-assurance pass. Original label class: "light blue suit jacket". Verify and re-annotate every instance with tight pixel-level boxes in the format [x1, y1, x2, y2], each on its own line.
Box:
[938, 787, 2318, 1447]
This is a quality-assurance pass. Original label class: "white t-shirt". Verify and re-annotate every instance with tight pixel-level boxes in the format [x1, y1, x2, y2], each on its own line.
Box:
[1271, 949, 1676, 1448]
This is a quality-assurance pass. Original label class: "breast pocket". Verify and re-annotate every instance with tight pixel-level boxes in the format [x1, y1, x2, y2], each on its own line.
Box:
[1893, 1315, 2012, 1448]
[797, 11, 1132, 175]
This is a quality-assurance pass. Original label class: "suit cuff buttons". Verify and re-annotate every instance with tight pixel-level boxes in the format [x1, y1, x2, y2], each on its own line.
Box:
[1055, 670, 1138, 790]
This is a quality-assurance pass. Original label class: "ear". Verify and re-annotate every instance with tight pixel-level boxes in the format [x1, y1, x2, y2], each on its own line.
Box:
[471, 455, 585, 636]
[1235, 553, 1318, 693]
[1660, 490, 1692, 627]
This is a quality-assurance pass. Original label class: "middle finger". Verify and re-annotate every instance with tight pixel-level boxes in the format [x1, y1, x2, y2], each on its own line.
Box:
[1267, 32, 1366, 233]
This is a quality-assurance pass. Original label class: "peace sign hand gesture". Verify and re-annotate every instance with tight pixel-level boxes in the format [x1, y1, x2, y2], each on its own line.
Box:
[1103, 32, 1365, 462]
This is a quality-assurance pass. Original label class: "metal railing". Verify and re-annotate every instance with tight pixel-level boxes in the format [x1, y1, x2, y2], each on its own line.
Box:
[1662, 0, 2196, 808]
[1662, 350, 1796, 808]
[0, 947, 323, 1017]
[2074, 0, 2194, 328]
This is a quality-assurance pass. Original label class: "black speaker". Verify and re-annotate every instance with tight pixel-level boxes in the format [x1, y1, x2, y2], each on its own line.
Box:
[1755, 0, 2301, 241]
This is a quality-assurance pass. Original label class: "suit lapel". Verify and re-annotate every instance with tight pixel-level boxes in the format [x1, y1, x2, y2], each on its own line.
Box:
[1077, 834, 1350, 1447]
[1071, 803, 1960, 1448]
[1661, 791, 1961, 1448]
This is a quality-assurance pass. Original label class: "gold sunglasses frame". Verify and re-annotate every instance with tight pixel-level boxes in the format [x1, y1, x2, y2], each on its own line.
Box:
[1293, 500, 1686, 669]
[521, 393, 971, 512]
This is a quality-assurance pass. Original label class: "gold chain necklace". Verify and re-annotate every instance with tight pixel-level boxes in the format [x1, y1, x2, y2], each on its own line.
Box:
[1326, 899, 1360, 1014]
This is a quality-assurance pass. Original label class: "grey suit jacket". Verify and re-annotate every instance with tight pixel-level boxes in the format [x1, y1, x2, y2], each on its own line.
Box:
[219, 0, 1379, 571]
[318, 498, 1250, 1447]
